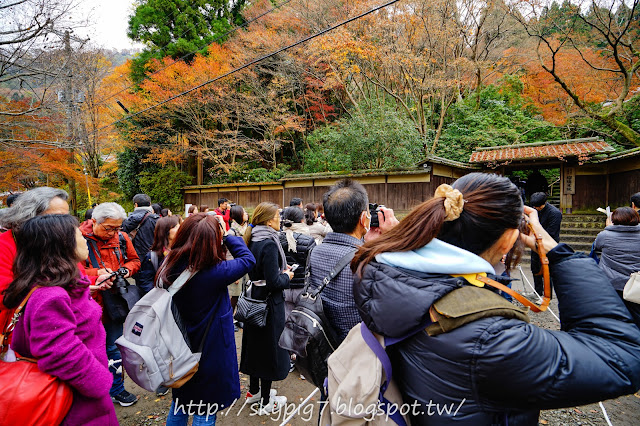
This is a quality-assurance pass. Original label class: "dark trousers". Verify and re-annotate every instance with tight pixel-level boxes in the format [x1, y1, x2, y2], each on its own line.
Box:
[249, 376, 272, 405]
[105, 320, 125, 396]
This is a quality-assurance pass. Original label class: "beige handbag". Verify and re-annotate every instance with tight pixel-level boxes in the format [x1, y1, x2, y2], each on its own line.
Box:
[623, 272, 640, 304]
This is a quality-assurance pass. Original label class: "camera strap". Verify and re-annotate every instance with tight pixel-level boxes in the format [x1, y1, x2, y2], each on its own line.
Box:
[85, 238, 106, 270]
[475, 226, 551, 313]
[84, 235, 126, 270]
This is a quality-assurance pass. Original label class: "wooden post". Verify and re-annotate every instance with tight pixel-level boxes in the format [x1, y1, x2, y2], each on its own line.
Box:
[196, 151, 203, 186]
[605, 166, 610, 207]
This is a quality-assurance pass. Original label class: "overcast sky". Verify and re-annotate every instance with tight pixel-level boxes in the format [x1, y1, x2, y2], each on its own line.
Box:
[75, 0, 142, 50]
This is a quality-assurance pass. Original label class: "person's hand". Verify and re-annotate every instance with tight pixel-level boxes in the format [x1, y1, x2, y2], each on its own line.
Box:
[97, 268, 113, 276]
[123, 269, 131, 279]
[364, 206, 399, 242]
[91, 273, 114, 291]
[606, 216, 613, 227]
[377, 206, 399, 233]
[284, 270, 294, 280]
[520, 206, 558, 253]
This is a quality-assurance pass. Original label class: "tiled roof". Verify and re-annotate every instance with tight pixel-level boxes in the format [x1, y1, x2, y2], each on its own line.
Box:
[469, 139, 613, 163]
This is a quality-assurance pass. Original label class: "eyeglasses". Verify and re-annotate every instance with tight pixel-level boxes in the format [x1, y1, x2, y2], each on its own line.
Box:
[100, 223, 122, 233]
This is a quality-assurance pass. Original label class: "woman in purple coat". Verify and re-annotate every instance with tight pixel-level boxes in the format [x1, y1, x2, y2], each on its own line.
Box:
[158, 213, 256, 426]
[4, 214, 117, 425]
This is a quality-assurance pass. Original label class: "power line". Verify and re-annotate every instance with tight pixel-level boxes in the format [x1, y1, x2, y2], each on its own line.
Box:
[89, 0, 402, 138]
[86, 0, 296, 113]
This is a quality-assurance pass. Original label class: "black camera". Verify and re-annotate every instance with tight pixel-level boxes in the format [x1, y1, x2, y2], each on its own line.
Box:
[369, 203, 386, 228]
[109, 267, 130, 295]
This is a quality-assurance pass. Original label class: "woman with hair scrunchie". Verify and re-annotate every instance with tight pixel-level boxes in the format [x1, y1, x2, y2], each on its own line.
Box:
[351, 172, 640, 425]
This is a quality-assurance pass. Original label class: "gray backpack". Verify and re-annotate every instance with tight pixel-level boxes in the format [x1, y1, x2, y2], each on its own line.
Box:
[116, 268, 212, 392]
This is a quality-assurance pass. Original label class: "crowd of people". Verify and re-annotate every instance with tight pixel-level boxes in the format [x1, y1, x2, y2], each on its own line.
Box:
[1, 174, 640, 425]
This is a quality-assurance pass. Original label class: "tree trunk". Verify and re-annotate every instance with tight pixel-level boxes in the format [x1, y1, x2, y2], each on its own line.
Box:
[596, 113, 640, 147]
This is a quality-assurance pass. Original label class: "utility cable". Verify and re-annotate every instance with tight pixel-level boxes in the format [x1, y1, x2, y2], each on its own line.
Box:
[88, 0, 402, 138]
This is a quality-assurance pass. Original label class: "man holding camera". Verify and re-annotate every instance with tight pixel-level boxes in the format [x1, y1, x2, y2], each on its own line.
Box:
[214, 198, 231, 231]
[308, 179, 398, 344]
[80, 202, 141, 407]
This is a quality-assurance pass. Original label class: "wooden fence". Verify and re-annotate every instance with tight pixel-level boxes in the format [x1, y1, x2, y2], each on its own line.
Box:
[183, 164, 468, 213]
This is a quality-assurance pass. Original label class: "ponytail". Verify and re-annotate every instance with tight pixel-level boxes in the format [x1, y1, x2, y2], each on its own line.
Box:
[352, 173, 523, 276]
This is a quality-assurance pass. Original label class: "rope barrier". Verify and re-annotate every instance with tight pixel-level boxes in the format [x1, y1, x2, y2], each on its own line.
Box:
[279, 387, 319, 426]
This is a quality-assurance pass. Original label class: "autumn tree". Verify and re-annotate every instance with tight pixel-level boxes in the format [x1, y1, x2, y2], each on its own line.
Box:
[508, 0, 640, 147]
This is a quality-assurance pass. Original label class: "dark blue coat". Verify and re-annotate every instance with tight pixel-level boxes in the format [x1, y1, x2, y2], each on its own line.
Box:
[122, 208, 159, 260]
[354, 244, 640, 425]
[170, 236, 255, 408]
[135, 251, 162, 293]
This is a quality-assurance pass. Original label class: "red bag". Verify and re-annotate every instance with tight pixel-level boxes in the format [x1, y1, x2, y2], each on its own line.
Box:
[0, 287, 73, 425]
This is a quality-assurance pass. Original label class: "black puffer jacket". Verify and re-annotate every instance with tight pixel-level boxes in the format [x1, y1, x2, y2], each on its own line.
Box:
[279, 231, 316, 288]
[354, 244, 640, 425]
[122, 208, 159, 259]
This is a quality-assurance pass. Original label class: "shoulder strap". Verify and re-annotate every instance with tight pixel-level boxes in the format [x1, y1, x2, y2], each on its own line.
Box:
[132, 212, 150, 236]
[167, 269, 196, 296]
[0, 286, 40, 355]
[86, 238, 101, 268]
[150, 251, 159, 271]
[306, 249, 356, 296]
[302, 247, 314, 290]
[360, 322, 413, 426]
[162, 268, 214, 354]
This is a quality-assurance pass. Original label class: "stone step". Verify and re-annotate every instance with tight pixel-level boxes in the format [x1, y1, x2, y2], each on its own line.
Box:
[561, 227, 604, 236]
[561, 214, 607, 223]
[559, 234, 599, 243]
[560, 221, 606, 229]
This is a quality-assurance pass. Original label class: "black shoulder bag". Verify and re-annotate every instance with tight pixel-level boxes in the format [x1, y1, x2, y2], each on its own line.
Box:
[85, 233, 142, 323]
[278, 249, 355, 388]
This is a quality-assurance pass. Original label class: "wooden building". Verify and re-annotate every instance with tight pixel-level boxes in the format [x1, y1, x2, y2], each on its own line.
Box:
[469, 137, 640, 212]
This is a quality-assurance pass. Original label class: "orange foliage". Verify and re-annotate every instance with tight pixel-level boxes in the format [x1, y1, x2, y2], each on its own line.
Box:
[512, 45, 638, 125]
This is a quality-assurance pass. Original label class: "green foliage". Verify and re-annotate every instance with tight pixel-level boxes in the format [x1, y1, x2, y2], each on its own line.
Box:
[116, 148, 144, 199]
[303, 103, 424, 172]
[139, 166, 192, 210]
[205, 163, 290, 184]
[435, 79, 564, 162]
[127, 0, 246, 82]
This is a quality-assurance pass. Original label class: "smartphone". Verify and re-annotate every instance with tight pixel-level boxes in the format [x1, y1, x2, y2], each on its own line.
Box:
[289, 264, 300, 272]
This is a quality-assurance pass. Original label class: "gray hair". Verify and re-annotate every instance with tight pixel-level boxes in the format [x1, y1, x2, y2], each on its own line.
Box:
[0, 187, 68, 232]
[92, 202, 127, 224]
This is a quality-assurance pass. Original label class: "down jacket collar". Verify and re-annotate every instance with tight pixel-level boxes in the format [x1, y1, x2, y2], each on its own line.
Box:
[355, 240, 508, 338]
[376, 238, 495, 275]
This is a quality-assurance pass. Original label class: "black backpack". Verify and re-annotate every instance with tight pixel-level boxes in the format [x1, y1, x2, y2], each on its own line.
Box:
[278, 249, 355, 388]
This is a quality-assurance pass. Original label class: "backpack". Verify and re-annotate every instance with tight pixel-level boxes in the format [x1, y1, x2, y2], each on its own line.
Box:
[115, 268, 213, 392]
[278, 249, 355, 388]
[319, 285, 530, 426]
